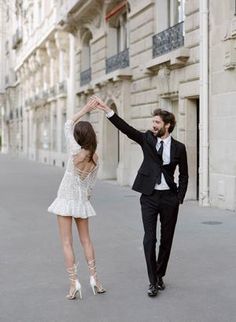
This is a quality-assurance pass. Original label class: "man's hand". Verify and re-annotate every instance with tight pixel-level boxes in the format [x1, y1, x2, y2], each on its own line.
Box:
[92, 95, 112, 113]
[84, 96, 98, 112]
[71, 96, 97, 122]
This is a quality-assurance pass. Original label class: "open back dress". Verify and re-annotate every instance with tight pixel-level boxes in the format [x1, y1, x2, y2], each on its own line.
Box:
[48, 120, 98, 218]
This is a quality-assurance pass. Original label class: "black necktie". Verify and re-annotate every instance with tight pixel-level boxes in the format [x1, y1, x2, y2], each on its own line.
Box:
[157, 140, 164, 162]
[156, 140, 164, 184]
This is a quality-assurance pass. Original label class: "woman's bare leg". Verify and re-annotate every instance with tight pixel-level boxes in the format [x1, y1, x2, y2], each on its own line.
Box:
[74, 218, 95, 265]
[57, 215, 81, 298]
[57, 215, 75, 269]
[74, 218, 105, 293]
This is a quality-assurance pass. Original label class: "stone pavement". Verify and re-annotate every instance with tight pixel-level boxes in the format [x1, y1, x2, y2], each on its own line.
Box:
[0, 153, 236, 322]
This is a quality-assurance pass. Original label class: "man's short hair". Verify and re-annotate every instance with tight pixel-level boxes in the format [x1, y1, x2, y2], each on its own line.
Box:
[152, 108, 176, 133]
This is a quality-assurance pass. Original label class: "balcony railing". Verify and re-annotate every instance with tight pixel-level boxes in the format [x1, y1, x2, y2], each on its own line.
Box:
[49, 86, 56, 97]
[58, 81, 67, 94]
[106, 48, 129, 74]
[153, 22, 184, 58]
[34, 94, 40, 101]
[5, 75, 9, 85]
[80, 68, 91, 86]
[42, 90, 48, 99]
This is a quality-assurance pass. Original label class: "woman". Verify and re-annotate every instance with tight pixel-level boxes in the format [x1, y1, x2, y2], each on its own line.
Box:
[48, 97, 105, 300]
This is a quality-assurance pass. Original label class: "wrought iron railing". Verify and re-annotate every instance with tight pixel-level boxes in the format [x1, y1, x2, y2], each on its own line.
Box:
[58, 81, 67, 94]
[106, 48, 129, 74]
[153, 21, 184, 58]
[42, 90, 48, 99]
[49, 86, 56, 97]
[80, 68, 91, 86]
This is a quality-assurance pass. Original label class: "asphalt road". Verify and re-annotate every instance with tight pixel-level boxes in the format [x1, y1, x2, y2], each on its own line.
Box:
[0, 153, 235, 322]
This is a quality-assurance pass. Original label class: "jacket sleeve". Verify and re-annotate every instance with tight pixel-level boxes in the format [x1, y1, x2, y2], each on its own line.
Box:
[108, 113, 144, 145]
[177, 144, 189, 204]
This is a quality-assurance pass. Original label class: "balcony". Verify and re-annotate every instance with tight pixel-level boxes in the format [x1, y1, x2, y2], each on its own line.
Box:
[58, 81, 67, 94]
[106, 48, 129, 74]
[5, 76, 9, 86]
[144, 21, 189, 73]
[42, 90, 49, 99]
[80, 68, 91, 86]
[153, 22, 184, 58]
[48, 86, 57, 97]
[34, 94, 40, 101]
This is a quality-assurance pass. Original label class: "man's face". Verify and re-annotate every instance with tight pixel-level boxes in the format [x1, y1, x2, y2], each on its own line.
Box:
[152, 115, 169, 137]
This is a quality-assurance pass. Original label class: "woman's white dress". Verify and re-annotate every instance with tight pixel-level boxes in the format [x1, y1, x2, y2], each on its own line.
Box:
[48, 120, 98, 218]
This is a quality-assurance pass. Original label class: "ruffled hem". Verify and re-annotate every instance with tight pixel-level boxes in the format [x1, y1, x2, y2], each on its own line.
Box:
[47, 198, 96, 218]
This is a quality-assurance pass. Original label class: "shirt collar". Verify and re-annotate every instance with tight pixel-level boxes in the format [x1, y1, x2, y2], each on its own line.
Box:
[157, 135, 171, 145]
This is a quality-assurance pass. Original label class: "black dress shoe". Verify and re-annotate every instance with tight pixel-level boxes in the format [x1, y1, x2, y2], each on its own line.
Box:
[147, 284, 158, 297]
[157, 277, 165, 291]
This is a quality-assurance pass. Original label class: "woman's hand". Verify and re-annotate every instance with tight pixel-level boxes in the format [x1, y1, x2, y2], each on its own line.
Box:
[85, 96, 98, 112]
[91, 96, 112, 113]
[71, 97, 98, 122]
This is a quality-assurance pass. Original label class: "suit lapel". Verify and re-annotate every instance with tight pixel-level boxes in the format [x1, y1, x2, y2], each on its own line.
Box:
[170, 137, 177, 162]
[146, 131, 163, 164]
[146, 130, 157, 147]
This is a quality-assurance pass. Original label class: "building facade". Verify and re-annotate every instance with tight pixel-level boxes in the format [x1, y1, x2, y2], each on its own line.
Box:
[0, 0, 236, 211]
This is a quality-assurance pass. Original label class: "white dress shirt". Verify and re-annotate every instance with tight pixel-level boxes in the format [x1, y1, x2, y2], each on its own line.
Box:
[154, 135, 171, 190]
[106, 110, 115, 118]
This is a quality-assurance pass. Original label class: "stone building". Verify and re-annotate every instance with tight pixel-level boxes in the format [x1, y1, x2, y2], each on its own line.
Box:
[0, 0, 236, 211]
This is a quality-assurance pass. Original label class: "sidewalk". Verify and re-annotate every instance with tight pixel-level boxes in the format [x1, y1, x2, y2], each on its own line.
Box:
[0, 153, 235, 322]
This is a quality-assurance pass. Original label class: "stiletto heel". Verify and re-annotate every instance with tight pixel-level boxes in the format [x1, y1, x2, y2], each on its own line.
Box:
[66, 263, 82, 300]
[90, 276, 97, 295]
[88, 259, 106, 295]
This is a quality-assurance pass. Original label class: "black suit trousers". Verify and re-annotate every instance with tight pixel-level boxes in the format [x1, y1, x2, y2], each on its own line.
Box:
[140, 190, 179, 285]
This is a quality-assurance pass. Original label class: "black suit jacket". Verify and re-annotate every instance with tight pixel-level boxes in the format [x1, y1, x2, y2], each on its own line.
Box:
[108, 113, 188, 204]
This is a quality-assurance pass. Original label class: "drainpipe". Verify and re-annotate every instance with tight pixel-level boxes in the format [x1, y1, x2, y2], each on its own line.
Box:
[199, 0, 209, 206]
[67, 33, 75, 119]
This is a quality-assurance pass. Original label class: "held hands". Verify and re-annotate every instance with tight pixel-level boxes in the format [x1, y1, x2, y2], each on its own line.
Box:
[72, 96, 109, 122]
[89, 95, 112, 113]
[84, 96, 98, 112]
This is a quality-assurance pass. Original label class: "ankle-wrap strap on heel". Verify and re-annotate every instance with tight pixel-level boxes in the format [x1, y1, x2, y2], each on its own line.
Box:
[88, 259, 106, 294]
[66, 263, 82, 300]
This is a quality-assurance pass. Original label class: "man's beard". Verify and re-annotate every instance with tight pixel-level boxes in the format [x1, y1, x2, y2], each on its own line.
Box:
[156, 126, 166, 137]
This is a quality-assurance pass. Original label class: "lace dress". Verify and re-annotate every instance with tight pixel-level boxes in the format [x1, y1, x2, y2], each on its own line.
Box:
[48, 120, 98, 218]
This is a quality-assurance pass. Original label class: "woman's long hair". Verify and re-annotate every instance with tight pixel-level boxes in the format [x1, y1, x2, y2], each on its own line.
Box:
[73, 121, 97, 163]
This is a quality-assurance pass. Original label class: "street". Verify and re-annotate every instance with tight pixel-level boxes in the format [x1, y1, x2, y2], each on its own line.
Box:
[0, 153, 236, 322]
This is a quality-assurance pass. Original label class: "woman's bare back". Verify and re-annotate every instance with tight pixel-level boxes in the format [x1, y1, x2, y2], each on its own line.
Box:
[73, 150, 98, 175]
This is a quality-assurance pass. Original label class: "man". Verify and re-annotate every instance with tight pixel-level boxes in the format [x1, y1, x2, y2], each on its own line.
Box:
[95, 96, 188, 297]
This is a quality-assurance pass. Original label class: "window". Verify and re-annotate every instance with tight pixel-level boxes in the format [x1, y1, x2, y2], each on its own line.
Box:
[38, 1, 42, 24]
[53, 113, 57, 151]
[156, 0, 185, 32]
[106, 2, 130, 57]
[5, 41, 9, 55]
[115, 11, 128, 53]
[61, 112, 67, 153]
[80, 29, 92, 86]
[81, 30, 92, 72]
[6, 6, 9, 21]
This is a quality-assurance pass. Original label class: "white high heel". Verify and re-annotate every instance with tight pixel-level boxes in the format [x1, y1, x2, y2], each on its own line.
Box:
[88, 259, 106, 295]
[66, 264, 82, 300]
